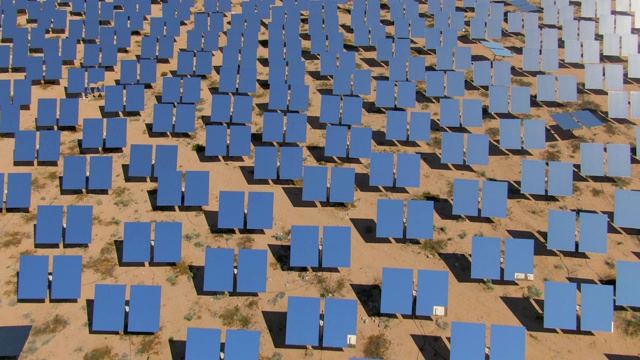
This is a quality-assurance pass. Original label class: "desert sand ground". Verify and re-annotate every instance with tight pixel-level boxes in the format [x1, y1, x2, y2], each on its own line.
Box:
[1, 0, 640, 359]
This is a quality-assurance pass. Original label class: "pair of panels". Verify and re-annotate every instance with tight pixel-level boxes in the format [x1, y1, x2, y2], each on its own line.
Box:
[176, 51, 214, 76]
[218, 191, 274, 230]
[285, 296, 358, 348]
[376, 37, 411, 61]
[473, 61, 512, 87]
[439, 99, 483, 128]
[152, 103, 197, 133]
[262, 112, 307, 143]
[104, 85, 145, 112]
[118, 59, 158, 84]
[35, 205, 93, 245]
[547, 210, 609, 253]
[423, 71, 465, 98]
[375, 80, 416, 108]
[471, 237, 534, 281]
[332, 68, 372, 96]
[186, 29, 221, 52]
[522, 47, 560, 72]
[140, 35, 176, 60]
[441, 132, 490, 166]
[218, 62, 259, 94]
[186, 328, 260, 360]
[253, 146, 304, 180]
[451, 323, 525, 360]
[205, 125, 252, 157]
[499, 119, 546, 150]
[536, 75, 578, 102]
[157, 170, 209, 206]
[62, 155, 113, 190]
[67, 67, 105, 95]
[320, 95, 364, 125]
[92, 284, 162, 333]
[123, 222, 182, 263]
[550, 110, 603, 130]
[385, 111, 431, 141]
[489, 85, 532, 114]
[585, 64, 626, 90]
[18, 255, 82, 300]
[13, 130, 61, 162]
[290, 225, 351, 268]
[82, 118, 127, 149]
[376, 199, 434, 239]
[521, 159, 573, 196]
[319, 50, 358, 76]
[325, 125, 373, 158]
[453, 179, 508, 218]
[580, 143, 631, 177]
[204, 248, 267, 293]
[161, 76, 202, 104]
[302, 166, 355, 203]
[268, 82, 310, 111]
[370, 152, 421, 187]
[544, 282, 613, 332]
[128, 144, 178, 178]
[35, 98, 80, 127]
[381, 268, 449, 316]
[0, 173, 31, 209]
[608, 91, 640, 119]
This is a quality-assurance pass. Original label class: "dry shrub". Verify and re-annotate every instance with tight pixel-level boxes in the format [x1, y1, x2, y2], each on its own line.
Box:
[312, 274, 346, 298]
[363, 333, 391, 359]
[32, 314, 70, 336]
[84, 243, 117, 278]
[421, 239, 447, 255]
[219, 305, 253, 328]
[136, 333, 162, 356]
[237, 235, 255, 249]
[83, 346, 117, 360]
[541, 149, 561, 161]
[1, 231, 28, 249]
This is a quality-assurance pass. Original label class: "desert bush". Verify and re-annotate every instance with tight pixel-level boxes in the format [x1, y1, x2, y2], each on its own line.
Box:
[32, 314, 70, 336]
[136, 333, 161, 356]
[421, 239, 447, 255]
[363, 333, 391, 359]
[525, 285, 543, 299]
[624, 314, 640, 337]
[219, 305, 252, 328]
[237, 235, 255, 249]
[83, 346, 116, 360]
[313, 274, 346, 298]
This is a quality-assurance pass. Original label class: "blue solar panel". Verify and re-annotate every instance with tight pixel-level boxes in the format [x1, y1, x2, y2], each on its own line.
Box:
[153, 104, 173, 133]
[440, 99, 460, 127]
[186, 328, 221, 360]
[229, 125, 251, 157]
[51, 255, 82, 300]
[521, 159, 546, 195]
[375, 81, 395, 108]
[522, 120, 545, 150]
[124, 222, 152, 263]
[205, 125, 227, 156]
[14, 131, 36, 162]
[607, 143, 631, 177]
[263, 113, 284, 142]
[184, 171, 209, 207]
[232, 95, 253, 124]
[450, 322, 486, 360]
[105, 118, 127, 148]
[18, 255, 49, 300]
[128, 285, 162, 333]
[580, 143, 605, 176]
[550, 113, 581, 131]
[280, 147, 304, 180]
[154, 222, 182, 263]
[237, 249, 267, 293]
[247, 192, 274, 229]
[489, 86, 509, 113]
[547, 210, 576, 251]
[376, 199, 404, 238]
[330, 167, 355, 203]
[319, 226, 350, 268]
[500, 119, 521, 149]
[129, 144, 153, 177]
[212, 94, 232, 123]
[254, 147, 278, 180]
[396, 153, 421, 188]
[578, 212, 608, 254]
[481, 181, 507, 218]
[511, 86, 531, 114]
[291, 225, 320, 268]
[471, 236, 502, 280]
[544, 281, 577, 330]
[354, 70, 372, 95]
[581, 284, 613, 332]
[105, 85, 124, 112]
[204, 248, 234, 292]
[36, 205, 64, 245]
[342, 96, 363, 125]
[37, 99, 57, 127]
[409, 112, 430, 141]
[504, 238, 534, 281]
[616, 261, 640, 307]
[397, 81, 416, 108]
[467, 134, 490, 166]
[93, 284, 126, 332]
[325, 126, 349, 157]
[6, 173, 31, 209]
[285, 113, 307, 143]
[615, 190, 640, 229]
[453, 178, 480, 216]
[416, 269, 449, 316]
[548, 161, 573, 196]
[320, 95, 341, 124]
[65, 205, 93, 245]
[88, 156, 113, 190]
[303, 166, 328, 202]
[441, 132, 464, 165]
[82, 118, 104, 149]
[490, 325, 526, 360]
[406, 200, 434, 240]
[218, 191, 244, 229]
[269, 82, 288, 110]
[323, 298, 358, 348]
[225, 330, 261, 358]
[369, 152, 394, 187]
[38, 130, 61, 162]
[572, 110, 602, 128]
[175, 104, 196, 133]
[286, 296, 321, 346]
[381, 268, 413, 315]
[154, 145, 178, 178]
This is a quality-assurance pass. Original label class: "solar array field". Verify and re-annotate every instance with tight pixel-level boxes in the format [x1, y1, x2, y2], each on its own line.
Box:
[1, 0, 640, 359]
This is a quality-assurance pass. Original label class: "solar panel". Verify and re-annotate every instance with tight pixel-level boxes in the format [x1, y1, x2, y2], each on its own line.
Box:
[616, 261, 640, 306]
[184, 171, 209, 207]
[440, 98, 461, 127]
[38, 130, 61, 162]
[123, 222, 152, 263]
[381, 268, 413, 315]
[326, 126, 349, 157]
[254, 147, 278, 180]
[186, 328, 221, 360]
[416, 269, 449, 316]
[453, 178, 480, 216]
[105, 118, 127, 148]
[511, 86, 531, 114]
[225, 330, 261, 358]
[154, 145, 179, 178]
[548, 161, 573, 196]
[577, 212, 608, 254]
[523, 120, 546, 150]
[376, 199, 404, 238]
[247, 192, 274, 229]
[386, 111, 409, 140]
[129, 144, 153, 177]
[285, 114, 308, 143]
[218, 191, 245, 229]
[581, 284, 614, 332]
[471, 236, 502, 280]
[204, 248, 234, 292]
[237, 249, 267, 293]
[285, 296, 321, 346]
[323, 298, 358, 348]
[330, 167, 356, 203]
[473, 61, 492, 86]
[291, 225, 320, 268]
[321, 226, 351, 268]
[608, 91, 629, 119]
[14, 131, 37, 162]
[280, 147, 304, 180]
[395, 153, 420, 188]
[302, 166, 328, 202]
[36, 205, 64, 245]
[481, 181, 507, 218]
[369, 152, 395, 187]
[405, 200, 434, 240]
[88, 156, 113, 190]
[397, 82, 416, 108]
[489, 86, 509, 113]
[426, 71, 445, 97]
[557, 75, 577, 102]
[544, 282, 577, 330]
[232, 95, 253, 124]
[500, 119, 521, 149]
[580, 143, 605, 176]
[441, 132, 464, 165]
[349, 127, 373, 158]
[128, 285, 162, 333]
[49, 255, 82, 300]
[5, 173, 31, 209]
[504, 238, 534, 281]
[490, 325, 526, 360]
[521, 159, 546, 195]
[450, 322, 486, 360]
[92, 284, 126, 332]
[467, 134, 490, 166]
[607, 144, 631, 177]
[154, 222, 182, 263]
[462, 99, 483, 127]
[18, 255, 49, 300]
